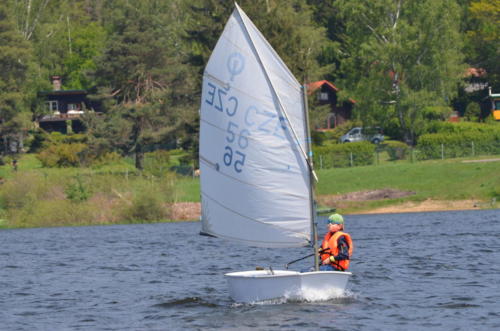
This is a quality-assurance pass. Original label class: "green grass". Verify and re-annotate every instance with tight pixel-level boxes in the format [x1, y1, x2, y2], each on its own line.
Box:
[316, 158, 500, 201]
[0, 153, 179, 228]
[174, 176, 200, 202]
[173, 156, 500, 212]
[175, 157, 500, 201]
[1, 153, 498, 228]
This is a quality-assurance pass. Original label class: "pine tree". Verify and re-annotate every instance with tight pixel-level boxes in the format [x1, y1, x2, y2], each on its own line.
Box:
[91, 0, 195, 169]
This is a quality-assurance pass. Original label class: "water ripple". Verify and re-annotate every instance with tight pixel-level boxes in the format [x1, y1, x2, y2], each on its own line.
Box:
[0, 209, 499, 330]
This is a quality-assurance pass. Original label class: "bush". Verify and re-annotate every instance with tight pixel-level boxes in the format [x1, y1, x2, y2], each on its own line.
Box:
[0, 158, 178, 227]
[423, 121, 499, 135]
[422, 106, 453, 121]
[37, 143, 88, 167]
[384, 140, 410, 161]
[416, 130, 500, 160]
[92, 151, 124, 167]
[7, 199, 99, 228]
[65, 176, 92, 202]
[120, 185, 170, 222]
[143, 150, 170, 177]
[313, 141, 375, 168]
[464, 102, 481, 122]
[311, 130, 326, 146]
[0, 172, 50, 209]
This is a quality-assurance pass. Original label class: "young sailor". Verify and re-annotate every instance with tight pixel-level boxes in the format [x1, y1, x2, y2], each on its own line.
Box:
[320, 213, 353, 271]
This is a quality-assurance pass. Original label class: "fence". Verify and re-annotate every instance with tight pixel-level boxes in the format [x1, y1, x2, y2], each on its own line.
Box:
[313, 140, 500, 170]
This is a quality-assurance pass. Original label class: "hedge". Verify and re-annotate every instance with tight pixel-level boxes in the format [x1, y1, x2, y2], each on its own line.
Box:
[383, 140, 410, 161]
[416, 130, 500, 160]
[313, 141, 375, 168]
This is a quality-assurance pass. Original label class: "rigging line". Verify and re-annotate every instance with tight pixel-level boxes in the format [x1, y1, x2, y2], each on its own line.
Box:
[200, 191, 310, 240]
[198, 157, 309, 201]
[234, 5, 317, 182]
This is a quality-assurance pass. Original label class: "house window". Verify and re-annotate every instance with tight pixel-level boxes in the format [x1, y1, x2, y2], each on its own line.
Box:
[318, 92, 329, 101]
[67, 103, 79, 111]
[47, 101, 58, 111]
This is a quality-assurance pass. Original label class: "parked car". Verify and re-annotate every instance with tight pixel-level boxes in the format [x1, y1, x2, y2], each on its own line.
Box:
[340, 127, 384, 144]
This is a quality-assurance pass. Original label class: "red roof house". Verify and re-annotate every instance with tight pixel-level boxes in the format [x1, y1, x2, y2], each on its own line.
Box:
[306, 80, 356, 129]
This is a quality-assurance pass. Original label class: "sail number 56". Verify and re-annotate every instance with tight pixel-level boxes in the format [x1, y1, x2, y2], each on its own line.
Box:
[223, 147, 245, 173]
[224, 121, 249, 173]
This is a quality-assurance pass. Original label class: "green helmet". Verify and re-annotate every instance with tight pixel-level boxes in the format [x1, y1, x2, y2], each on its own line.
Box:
[328, 213, 344, 225]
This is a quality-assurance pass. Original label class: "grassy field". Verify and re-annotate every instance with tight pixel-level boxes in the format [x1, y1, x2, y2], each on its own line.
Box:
[0, 153, 498, 228]
[0, 154, 178, 228]
[173, 156, 500, 212]
[317, 158, 500, 199]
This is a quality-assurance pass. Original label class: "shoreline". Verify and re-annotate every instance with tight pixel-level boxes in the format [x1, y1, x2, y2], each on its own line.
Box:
[1, 200, 495, 229]
[171, 198, 497, 221]
[350, 199, 491, 215]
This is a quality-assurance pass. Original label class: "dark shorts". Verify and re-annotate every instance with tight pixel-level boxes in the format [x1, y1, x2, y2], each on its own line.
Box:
[301, 265, 342, 272]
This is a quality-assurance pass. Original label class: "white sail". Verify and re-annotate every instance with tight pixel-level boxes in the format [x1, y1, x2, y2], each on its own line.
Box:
[199, 4, 313, 248]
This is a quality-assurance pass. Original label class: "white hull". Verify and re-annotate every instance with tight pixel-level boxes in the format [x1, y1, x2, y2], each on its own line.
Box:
[225, 270, 351, 303]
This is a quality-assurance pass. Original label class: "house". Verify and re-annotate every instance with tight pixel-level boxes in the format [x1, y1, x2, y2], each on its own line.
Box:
[306, 80, 356, 130]
[37, 76, 98, 133]
[464, 67, 488, 93]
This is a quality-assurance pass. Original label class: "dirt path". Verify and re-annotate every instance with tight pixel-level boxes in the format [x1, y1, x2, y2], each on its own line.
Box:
[353, 199, 480, 215]
[462, 158, 500, 163]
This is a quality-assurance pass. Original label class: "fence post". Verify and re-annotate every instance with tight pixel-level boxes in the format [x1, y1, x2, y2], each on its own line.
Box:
[441, 143, 444, 160]
[472, 141, 475, 157]
[350, 152, 353, 167]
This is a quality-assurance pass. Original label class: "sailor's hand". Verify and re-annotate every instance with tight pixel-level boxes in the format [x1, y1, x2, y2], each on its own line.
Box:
[322, 256, 335, 265]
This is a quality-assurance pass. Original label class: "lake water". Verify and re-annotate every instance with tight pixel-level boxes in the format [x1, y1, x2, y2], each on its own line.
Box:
[1, 209, 499, 330]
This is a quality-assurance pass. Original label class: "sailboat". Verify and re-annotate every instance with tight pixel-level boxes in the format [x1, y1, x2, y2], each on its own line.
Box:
[199, 3, 351, 303]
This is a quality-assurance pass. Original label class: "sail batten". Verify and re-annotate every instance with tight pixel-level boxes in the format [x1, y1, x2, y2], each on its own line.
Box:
[200, 5, 313, 248]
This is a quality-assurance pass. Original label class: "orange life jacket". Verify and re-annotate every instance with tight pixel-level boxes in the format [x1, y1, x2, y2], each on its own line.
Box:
[320, 231, 353, 271]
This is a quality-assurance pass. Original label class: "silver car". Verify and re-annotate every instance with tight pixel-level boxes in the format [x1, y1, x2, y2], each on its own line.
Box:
[340, 127, 384, 144]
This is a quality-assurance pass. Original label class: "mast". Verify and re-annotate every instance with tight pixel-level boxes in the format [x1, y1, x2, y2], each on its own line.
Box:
[301, 85, 319, 271]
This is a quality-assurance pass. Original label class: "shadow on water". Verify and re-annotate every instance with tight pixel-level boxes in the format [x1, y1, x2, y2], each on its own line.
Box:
[154, 297, 219, 309]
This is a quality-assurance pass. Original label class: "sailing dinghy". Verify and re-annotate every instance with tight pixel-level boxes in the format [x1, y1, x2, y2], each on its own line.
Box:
[199, 3, 351, 303]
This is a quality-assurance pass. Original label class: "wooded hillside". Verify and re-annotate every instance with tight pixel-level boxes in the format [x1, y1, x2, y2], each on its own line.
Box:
[1, 0, 498, 165]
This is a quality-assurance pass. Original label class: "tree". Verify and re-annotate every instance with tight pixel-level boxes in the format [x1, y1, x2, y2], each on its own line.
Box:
[9, 0, 106, 90]
[185, 0, 329, 83]
[91, 0, 196, 170]
[307, 0, 347, 82]
[466, 0, 500, 90]
[335, 0, 466, 144]
[0, 2, 34, 154]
